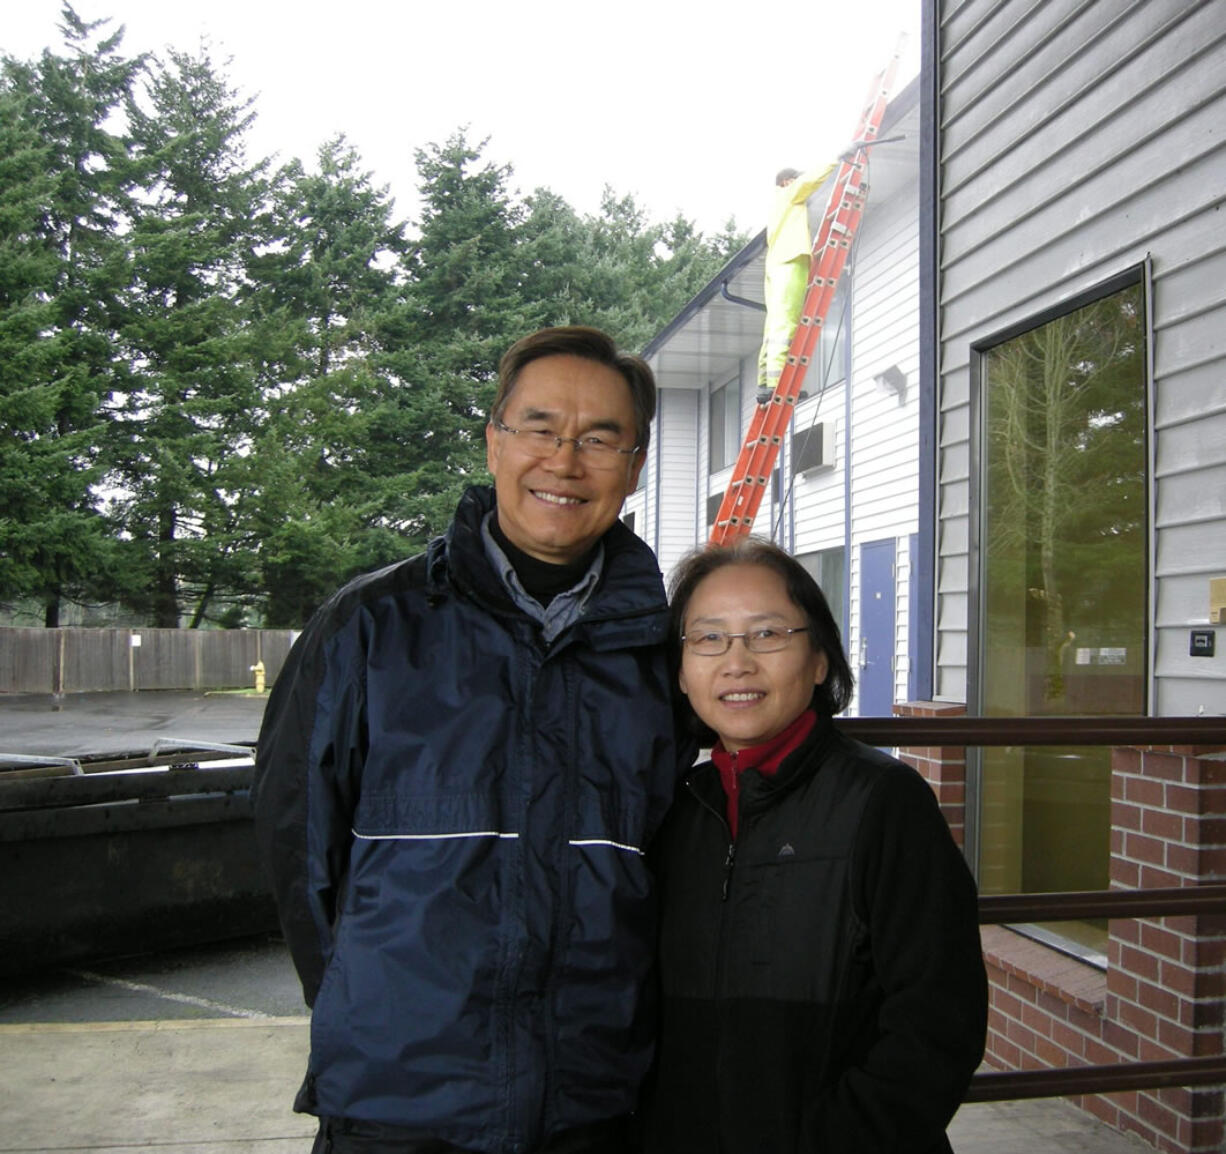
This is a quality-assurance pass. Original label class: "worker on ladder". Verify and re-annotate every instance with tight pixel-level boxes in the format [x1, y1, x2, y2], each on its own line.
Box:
[757, 162, 835, 400]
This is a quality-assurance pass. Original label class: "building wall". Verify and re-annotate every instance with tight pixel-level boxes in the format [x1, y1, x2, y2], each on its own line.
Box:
[847, 185, 921, 710]
[622, 385, 697, 568]
[932, 2, 1226, 1149]
[935, 0, 1226, 714]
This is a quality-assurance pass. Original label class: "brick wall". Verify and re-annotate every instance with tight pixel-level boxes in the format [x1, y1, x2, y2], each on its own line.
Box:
[1097, 744, 1226, 1152]
[896, 704, 1226, 1154]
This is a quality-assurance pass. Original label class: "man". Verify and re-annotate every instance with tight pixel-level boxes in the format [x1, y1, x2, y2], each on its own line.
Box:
[757, 162, 835, 395]
[253, 326, 679, 1154]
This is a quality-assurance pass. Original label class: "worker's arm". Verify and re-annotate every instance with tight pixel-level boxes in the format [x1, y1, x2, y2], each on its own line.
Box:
[788, 161, 837, 205]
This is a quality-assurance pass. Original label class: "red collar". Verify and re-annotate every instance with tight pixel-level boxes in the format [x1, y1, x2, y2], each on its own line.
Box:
[711, 710, 817, 838]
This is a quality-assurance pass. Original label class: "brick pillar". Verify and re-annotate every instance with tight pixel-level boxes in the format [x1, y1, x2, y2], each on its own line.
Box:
[894, 700, 967, 847]
[1097, 744, 1226, 1153]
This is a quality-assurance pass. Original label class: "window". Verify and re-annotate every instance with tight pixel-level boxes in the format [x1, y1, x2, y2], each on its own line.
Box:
[977, 275, 1147, 960]
[709, 376, 740, 472]
[799, 546, 846, 640]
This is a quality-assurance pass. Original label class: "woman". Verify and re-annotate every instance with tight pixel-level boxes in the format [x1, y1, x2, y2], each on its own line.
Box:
[644, 540, 987, 1154]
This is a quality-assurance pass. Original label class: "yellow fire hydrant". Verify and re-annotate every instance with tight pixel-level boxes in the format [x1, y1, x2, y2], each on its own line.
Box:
[251, 660, 266, 694]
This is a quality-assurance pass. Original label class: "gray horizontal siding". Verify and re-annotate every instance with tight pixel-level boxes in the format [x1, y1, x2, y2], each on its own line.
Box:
[935, 0, 1226, 713]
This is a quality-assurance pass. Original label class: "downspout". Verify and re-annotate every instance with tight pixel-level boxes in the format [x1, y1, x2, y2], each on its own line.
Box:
[720, 281, 766, 312]
[843, 267, 855, 655]
[695, 383, 703, 550]
[915, 0, 939, 704]
[653, 385, 663, 559]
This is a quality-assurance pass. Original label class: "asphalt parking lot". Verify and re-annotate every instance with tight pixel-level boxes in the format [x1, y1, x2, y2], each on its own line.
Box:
[0, 933, 304, 1026]
[0, 689, 267, 760]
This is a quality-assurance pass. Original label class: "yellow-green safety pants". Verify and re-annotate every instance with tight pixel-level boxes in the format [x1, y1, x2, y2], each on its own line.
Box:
[757, 256, 810, 390]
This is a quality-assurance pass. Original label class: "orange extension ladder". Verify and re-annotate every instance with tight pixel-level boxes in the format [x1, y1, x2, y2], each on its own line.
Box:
[708, 43, 905, 546]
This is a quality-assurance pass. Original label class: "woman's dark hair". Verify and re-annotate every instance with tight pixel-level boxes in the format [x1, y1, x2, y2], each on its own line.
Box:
[668, 539, 855, 742]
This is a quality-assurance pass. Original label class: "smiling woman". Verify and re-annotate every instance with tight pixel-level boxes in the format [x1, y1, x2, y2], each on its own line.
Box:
[677, 564, 829, 754]
[644, 538, 988, 1154]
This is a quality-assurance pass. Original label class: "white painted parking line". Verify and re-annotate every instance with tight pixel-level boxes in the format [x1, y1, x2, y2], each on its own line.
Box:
[67, 969, 274, 1020]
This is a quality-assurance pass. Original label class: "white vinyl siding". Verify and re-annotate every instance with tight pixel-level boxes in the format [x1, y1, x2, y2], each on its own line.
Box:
[846, 168, 921, 715]
[654, 387, 702, 577]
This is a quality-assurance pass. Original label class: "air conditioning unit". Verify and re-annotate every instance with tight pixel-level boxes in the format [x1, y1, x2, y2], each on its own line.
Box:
[792, 422, 834, 475]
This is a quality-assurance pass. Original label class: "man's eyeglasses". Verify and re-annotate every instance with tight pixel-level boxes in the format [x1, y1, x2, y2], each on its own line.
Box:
[681, 626, 811, 657]
[492, 420, 639, 471]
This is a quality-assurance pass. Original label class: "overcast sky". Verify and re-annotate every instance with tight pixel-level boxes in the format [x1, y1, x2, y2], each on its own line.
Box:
[6, 0, 920, 237]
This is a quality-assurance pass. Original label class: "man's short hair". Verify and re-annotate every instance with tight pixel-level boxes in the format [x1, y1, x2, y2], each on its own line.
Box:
[492, 326, 656, 455]
[775, 167, 801, 186]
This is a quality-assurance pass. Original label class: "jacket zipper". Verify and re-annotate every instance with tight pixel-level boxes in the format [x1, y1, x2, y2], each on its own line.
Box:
[721, 841, 736, 901]
[685, 768, 738, 902]
[686, 765, 739, 1109]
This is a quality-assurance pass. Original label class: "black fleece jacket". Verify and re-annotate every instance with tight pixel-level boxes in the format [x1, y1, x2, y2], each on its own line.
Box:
[643, 714, 987, 1154]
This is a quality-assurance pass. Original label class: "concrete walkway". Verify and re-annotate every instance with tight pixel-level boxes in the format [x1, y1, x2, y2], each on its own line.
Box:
[0, 1017, 1155, 1154]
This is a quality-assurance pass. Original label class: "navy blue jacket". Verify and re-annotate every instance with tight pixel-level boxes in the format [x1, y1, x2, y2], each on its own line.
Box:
[253, 486, 678, 1153]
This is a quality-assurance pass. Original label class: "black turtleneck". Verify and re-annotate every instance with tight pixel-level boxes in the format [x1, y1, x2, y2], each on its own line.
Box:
[489, 514, 598, 608]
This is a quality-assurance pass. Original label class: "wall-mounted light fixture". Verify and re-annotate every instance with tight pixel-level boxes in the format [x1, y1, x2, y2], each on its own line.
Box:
[874, 364, 907, 406]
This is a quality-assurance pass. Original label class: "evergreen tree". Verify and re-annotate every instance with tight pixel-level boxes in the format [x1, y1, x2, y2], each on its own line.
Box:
[248, 137, 410, 625]
[1, 24, 749, 631]
[109, 45, 265, 627]
[0, 5, 139, 625]
[520, 186, 749, 352]
[373, 130, 534, 548]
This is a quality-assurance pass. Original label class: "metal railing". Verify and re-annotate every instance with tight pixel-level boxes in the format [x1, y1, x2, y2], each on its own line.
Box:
[837, 714, 1226, 1103]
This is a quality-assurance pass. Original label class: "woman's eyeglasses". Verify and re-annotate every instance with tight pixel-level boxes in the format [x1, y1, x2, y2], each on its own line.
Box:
[680, 626, 810, 656]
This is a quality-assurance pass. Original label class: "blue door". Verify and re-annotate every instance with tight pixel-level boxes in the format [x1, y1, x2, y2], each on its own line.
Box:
[858, 539, 896, 716]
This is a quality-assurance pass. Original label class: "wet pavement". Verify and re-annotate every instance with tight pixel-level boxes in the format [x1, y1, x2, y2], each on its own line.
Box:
[0, 689, 267, 759]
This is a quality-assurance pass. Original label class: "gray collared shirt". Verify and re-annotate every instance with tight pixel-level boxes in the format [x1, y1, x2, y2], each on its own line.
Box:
[481, 513, 605, 643]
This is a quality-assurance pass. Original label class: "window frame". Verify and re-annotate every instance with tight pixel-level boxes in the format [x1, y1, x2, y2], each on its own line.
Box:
[708, 372, 741, 474]
[797, 545, 847, 642]
[964, 261, 1154, 960]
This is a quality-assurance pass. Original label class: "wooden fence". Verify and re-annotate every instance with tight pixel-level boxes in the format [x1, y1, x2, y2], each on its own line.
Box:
[0, 628, 299, 695]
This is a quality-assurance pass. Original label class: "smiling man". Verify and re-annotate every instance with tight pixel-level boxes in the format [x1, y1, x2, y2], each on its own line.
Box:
[253, 327, 680, 1154]
[486, 351, 644, 566]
